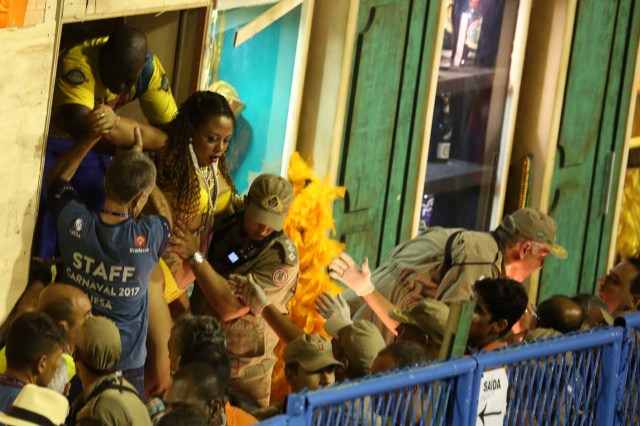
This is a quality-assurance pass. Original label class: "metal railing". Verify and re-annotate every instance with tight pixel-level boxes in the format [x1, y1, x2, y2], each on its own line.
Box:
[614, 312, 640, 426]
[258, 313, 640, 425]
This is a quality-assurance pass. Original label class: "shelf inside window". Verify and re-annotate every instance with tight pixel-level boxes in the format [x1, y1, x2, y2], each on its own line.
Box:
[437, 67, 495, 94]
[425, 159, 494, 194]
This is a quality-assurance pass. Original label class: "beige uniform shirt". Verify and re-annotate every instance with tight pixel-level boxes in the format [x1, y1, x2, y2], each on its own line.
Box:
[351, 228, 504, 342]
[192, 217, 299, 407]
[221, 232, 299, 377]
[433, 230, 503, 302]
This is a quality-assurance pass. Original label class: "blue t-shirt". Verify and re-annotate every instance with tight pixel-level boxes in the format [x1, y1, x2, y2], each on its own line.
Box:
[49, 179, 170, 371]
[0, 381, 22, 414]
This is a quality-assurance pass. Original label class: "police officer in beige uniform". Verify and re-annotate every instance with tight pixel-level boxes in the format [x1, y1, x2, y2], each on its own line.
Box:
[338, 208, 567, 342]
[167, 174, 299, 410]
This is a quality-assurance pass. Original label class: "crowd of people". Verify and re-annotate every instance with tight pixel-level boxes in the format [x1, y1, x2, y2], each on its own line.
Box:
[0, 25, 638, 426]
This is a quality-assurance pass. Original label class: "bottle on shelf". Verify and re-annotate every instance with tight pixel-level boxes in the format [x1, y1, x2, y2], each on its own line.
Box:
[439, 1, 454, 70]
[429, 94, 452, 163]
[418, 193, 435, 233]
[453, 0, 483, 68]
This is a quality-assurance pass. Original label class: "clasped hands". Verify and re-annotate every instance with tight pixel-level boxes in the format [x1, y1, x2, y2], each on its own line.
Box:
[89, 104, 119, 136]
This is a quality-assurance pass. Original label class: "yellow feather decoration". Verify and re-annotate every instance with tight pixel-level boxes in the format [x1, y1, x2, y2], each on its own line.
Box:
[269, 153, 345, 403]
[616, 168, 640, 258]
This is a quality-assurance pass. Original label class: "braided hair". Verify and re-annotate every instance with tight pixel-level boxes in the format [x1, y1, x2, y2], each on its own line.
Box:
[156, 91, 237, 229]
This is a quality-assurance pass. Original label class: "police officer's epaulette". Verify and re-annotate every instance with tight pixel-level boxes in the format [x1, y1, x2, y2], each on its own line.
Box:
[273, 235, 298, 266]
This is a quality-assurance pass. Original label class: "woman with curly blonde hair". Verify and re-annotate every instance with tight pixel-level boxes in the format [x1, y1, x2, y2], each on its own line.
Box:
[153, 91, 242, 308]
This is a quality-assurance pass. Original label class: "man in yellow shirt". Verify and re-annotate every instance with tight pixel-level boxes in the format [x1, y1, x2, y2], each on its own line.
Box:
[34, 26, 176, 260]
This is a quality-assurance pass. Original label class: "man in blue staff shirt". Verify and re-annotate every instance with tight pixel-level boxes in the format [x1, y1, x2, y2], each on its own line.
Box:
[45, 128, 170, 398]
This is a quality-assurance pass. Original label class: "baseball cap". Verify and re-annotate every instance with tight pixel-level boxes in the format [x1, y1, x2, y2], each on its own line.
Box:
[0, 384, 69, 426]
[336, 320, 386, 377]
[246, 174, 294, 231]
[284, 334, 343, 372]
[389, 299, 449, 346]
[499, 208, 568, 259]
[75, 316, 121, 373]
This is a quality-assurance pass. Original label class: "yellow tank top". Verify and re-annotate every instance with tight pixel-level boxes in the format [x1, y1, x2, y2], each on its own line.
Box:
[163, 172, 235, 304]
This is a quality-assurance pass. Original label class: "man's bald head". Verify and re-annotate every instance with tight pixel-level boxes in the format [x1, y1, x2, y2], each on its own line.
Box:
[100, 26, 149, 94]
[104, 26, 148, 61]
[536, 295, 583, 334]
[37, 284, 92, 348]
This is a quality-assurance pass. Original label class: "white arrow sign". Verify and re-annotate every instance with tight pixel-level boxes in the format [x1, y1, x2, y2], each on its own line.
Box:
[476, 367, 508, 426]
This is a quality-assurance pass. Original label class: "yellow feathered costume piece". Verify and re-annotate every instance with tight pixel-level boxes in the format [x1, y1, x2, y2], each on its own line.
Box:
[616, 168, 640, 258]
[269, 153, 345, 403]
[617, 85, 640, 258]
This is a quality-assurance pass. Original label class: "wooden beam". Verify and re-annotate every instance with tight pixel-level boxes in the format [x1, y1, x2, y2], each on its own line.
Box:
[438, 300, 474, 360]
[234, 0, 303, 47]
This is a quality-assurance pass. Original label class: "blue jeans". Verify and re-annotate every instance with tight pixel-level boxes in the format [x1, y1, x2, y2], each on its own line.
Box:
[122, 367, 146, 401]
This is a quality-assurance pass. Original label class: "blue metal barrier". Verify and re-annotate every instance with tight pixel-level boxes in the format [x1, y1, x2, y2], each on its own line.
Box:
[285, 357, 476, 425]
[615, 312, 640, 426]
[471, 327, 623, 426]
[258, 316, 640, 426]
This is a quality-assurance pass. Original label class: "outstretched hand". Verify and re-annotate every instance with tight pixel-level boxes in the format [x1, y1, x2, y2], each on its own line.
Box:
[165, 226, 199, 261]
[329, 252, 375, 296]
[229, 273, 270, 315]
[315, 291, 350, 320]
[315, 291, 353, 338]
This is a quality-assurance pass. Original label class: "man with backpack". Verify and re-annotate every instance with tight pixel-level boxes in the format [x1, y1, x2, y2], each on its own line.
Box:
[70, 316, 151, 425]
[337, 208, 567, 342]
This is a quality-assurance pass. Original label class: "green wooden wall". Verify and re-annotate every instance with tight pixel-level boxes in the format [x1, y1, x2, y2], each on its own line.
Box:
[334, 0, 442, 266]
[539, 0, 640, 300]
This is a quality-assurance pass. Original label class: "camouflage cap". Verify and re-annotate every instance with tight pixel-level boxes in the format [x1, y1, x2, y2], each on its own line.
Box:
[284, 334, 343, 372]
[499, 208, 568, 259]
[246, 174, 294, 231]
[389, 299, 449, 346]
[337, 320, 386, 377]
[75, 316, 121, 373]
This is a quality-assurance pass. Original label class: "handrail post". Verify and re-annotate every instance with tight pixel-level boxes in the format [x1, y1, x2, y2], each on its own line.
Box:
[596, 328, 623, 425]
[452, 360, 477, 425]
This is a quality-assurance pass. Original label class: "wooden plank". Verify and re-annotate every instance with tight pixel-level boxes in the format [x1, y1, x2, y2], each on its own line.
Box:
[438, 301, 474, 360]
[295, 0, 356, 180]
[279, 0, 314, 178]
[62, 0, 212, 23]
[406, 0, 445, 238]
[378, 0, 432, 260]
[591, 0, 640, 288]
[508, 0, 577, 302]
[327, 0, 360, 185]
[233, 0, 303, 47]
[0, 22, 57, 320]
[333, 0, 413, 265]
[217, 0, 276, 9]
[540, 0, 620, 300]
[486, 0, 532, 229]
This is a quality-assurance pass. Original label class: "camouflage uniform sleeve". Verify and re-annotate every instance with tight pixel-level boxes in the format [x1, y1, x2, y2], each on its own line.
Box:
[138, 55, 178, 125]
[249, 236, 299, 314]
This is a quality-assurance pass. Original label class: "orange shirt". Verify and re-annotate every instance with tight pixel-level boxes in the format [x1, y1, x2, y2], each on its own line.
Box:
[226, 401, 259, 426]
